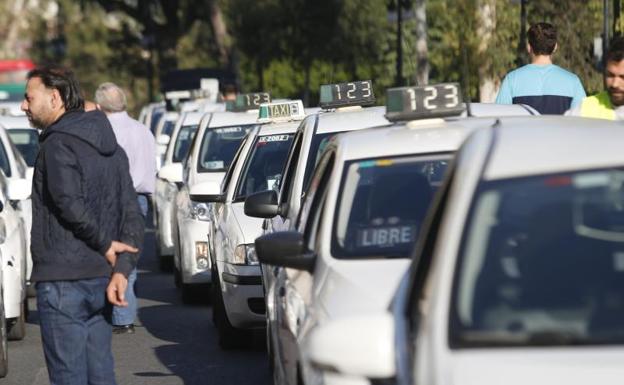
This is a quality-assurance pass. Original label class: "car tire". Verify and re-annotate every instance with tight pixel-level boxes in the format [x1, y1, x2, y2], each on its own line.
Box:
[0, 298, 8, 378]
[181, 283, 195, 304]
[7, 300, 26, 341]
[159, 255, 173, 272]
[212, 271, 249, 349]
[174, 265, 182, 288]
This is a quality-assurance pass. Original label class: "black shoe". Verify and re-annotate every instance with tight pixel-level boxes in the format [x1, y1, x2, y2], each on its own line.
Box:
[112, 324, 135, 334]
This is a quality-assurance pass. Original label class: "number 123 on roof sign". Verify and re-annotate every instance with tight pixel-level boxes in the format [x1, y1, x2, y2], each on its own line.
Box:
[385, 83, 465, 122]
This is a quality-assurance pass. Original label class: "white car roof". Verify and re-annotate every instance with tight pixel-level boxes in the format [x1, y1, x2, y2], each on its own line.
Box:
[257, 120, 301, 136]
[208, 111, 261, 128]
[0, 116, 31, 129]
[314, 106, 388, 134]
[460, 102, 538, 117]
[334, 117, 501, 162]
[484, 116, 624, 180]
[181, 111, 204, 126]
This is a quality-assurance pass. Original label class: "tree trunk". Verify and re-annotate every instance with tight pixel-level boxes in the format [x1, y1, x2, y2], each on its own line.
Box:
[477, 0, 497, 102]
[303, 62, 311, 107]
[414, 0, 429, 85]
[208, 0, 231, 68]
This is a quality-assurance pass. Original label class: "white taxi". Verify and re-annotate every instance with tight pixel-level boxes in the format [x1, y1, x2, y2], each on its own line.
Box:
[173, 93, 268, 301]
[0, 167, 28, 342]
[153, 111, 179, 170]
[251, 83, 518, 385]
[154, 111, 203, 269]
[192, 100, 307, 348]
[0, 254, 6, 377]
[244, 82, 389, 300]
[306, 113, 624, 385]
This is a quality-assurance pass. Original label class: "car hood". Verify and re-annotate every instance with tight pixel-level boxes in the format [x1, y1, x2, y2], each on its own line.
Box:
[445, 348, 624, 385]
[231, 202, 264, 244]
[317, 258, 410, 320]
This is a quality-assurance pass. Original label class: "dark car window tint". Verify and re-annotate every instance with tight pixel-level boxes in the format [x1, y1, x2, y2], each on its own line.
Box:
[197, 124, 256, 172]
[332, 155, 450, 259]
[172, 124, 198, 163]
[450, 168, 624, 348]
[235, 134, 294, 200]
[8, 129, 39, 167]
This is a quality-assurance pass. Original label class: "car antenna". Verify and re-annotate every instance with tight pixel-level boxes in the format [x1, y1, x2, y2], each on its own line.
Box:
[461, 41, 473, 117]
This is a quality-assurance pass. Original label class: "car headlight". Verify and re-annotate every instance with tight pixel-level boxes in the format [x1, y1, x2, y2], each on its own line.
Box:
[233, 244, 258, 265]
[190, 201, 211, 221]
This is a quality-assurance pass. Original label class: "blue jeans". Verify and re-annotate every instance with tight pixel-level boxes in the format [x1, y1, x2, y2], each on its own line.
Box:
[112, 194, 148, 326]
[37, 278, 117, 385]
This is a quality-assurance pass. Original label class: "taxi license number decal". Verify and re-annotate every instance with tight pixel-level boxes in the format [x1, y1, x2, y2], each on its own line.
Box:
[258, 135, 290, 143]
[215, 126, 243, 133]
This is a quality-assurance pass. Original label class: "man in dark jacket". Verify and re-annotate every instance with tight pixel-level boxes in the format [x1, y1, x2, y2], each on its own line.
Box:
[22, 66, 144, 385]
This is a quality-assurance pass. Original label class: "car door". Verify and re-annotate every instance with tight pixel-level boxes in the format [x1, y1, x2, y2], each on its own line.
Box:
[274, 150, 335, 385]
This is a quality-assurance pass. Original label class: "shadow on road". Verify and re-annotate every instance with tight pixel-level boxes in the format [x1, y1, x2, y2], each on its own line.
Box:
[134, 221, 270, 385]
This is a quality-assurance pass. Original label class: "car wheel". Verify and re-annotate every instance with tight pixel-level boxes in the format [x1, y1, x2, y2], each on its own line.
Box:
[212, 273, 249, 349]
[173, 264, 182, 288]
[181, 283, 195, 304]
[7, 300, 26, 341]
[0, 299, 8, 377]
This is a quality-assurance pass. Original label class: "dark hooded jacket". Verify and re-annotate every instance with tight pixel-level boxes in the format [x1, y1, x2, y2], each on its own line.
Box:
[30, 110, 144, 282]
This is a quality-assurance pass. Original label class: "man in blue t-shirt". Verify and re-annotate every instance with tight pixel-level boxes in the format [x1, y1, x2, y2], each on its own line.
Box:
[496, 22, 586, 114]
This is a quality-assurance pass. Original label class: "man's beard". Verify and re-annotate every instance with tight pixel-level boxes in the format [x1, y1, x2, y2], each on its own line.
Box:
[27, 114, 47, 130]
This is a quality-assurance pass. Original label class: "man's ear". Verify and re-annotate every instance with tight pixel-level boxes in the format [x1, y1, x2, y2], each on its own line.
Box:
[526, 43, 532, 55]
[50, 88, 63, 110]
[553, 42, 558, 54]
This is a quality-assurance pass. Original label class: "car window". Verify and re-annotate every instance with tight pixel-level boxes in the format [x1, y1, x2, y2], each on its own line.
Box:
[221, 134, 249, 195]
[150, 109, 164, 134]
[172, 124, 198, 163]
[331, 154, 450, 260]
[234, 133, 294, 200]
[450, 168, 624, 348]
[197, 124, 256, 172]
[0, 139, 12, 177]
[8, 129, 39, 167]
[278, 131, 303, 207]
[302, 131, 342, 193]
[298, 151, 334, 249]
[162, 120, 176, 137]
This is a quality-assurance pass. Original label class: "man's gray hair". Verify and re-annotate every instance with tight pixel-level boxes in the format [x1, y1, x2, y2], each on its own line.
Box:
[95, 82, 127, 113]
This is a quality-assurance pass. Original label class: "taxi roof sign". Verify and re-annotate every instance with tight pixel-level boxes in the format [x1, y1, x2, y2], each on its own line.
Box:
[258, 100, 306, 123]
[319, 80, 375, 109]
[385, 83, 465, 122]
[226, 92, 271, 112]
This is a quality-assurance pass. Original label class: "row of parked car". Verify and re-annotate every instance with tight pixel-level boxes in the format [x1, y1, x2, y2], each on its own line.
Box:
[143, 80, 624, 385]
[0, 113, 39, 377]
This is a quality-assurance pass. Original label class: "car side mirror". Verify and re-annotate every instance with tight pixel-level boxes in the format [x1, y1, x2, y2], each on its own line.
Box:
[244, 190, 279, 218]
[158, 162, 183, 183]
[307, 313, 395, 379]
[254, 231, 315, 272]
[7, 178, 31, 201]
[189, 181, 224, 203]
[157, 134, 171, 146]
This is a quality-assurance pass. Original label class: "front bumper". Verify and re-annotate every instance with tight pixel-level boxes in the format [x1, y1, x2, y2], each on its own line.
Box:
[219, 261, 265, 329]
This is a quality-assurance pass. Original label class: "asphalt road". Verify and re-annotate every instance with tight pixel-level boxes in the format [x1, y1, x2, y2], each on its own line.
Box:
[1, 227, 271, 385]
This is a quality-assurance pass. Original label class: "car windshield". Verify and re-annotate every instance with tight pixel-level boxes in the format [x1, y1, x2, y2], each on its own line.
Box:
[235, 133, 294, 200]
[303, 132, 341, 192]
[332, 154, 450, 259]
[451, 169, 624, 347]
[172, 124, 198, 163]
[197, 124, 256, 172]
[8, 129, 38, 167]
